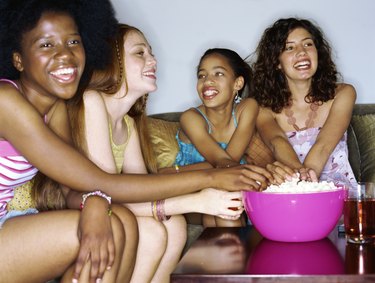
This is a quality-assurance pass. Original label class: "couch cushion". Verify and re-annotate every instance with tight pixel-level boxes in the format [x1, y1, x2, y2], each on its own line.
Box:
[147, 117, 180, 168]
[147, 117, 274, 168]
[349, 114, 375, 182]
[246, 132, 274, 167]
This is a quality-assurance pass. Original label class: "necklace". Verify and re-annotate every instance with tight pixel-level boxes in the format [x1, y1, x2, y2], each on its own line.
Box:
[285, 100, 319, 131]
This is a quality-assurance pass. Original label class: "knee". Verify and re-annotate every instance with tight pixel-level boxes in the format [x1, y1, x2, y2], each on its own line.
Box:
[166, 215, 188, 247]
[110, 214, 126, 250]
[112, 204, 138, 238]
[138, 217, 168, 252]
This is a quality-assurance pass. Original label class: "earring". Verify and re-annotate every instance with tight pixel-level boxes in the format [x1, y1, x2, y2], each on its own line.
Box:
[234, 91, 241, 104]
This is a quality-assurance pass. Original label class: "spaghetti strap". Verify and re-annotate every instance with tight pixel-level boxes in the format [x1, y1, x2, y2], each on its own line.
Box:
[194, 107, 212, 133]
[0, 78, 47, 123]
[0, 79, 19, 90]
[231, 107, 238, 128]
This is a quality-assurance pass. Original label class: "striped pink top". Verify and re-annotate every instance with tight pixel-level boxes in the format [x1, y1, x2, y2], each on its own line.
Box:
[0, 79, 39, 217]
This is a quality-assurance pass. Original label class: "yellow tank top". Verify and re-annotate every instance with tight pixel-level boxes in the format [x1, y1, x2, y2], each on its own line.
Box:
[109, 115, 133, 173]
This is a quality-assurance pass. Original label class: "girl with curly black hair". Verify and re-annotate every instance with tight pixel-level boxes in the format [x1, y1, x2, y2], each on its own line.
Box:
[0, 1, 141, 282]
[251, 18, 357, 189]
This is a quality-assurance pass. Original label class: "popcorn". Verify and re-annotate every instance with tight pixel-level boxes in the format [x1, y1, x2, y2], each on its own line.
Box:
[265, 176, 337, 193]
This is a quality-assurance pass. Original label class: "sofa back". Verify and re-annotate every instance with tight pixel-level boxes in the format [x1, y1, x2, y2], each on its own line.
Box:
[149, 103, 375, 183]
[347, 104, 375, 182]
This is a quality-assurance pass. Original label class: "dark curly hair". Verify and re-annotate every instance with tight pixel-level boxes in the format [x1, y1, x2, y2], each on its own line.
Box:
[250, 18, 339, 113]
[198, 48, 253, 99]
[0, 0, 118, 82]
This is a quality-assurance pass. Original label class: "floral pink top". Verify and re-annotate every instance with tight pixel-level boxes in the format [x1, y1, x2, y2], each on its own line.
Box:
[287, 127, 357, 190]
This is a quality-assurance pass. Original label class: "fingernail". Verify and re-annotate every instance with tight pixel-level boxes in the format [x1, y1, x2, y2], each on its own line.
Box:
[256, 181, 261, 185]
[96, 279, 102, 283]
[72, 279, 78, 283]
[106, 265, 112, 270]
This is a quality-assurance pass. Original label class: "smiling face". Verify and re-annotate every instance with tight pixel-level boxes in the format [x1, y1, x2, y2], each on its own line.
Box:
[124, 30, 157, 98]
[278, 27, 318, 83]
[196, 53, 242, 108]
[13, 11, 85, 101]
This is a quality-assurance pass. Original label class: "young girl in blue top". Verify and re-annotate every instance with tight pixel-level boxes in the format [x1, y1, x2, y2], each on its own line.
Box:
[161, 48, 261, 227]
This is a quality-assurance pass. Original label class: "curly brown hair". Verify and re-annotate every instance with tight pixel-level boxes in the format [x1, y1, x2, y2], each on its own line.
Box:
[250, 18, 339, 113]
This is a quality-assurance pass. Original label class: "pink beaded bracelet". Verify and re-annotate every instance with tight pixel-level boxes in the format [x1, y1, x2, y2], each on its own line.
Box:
[80, 190, 112, 210]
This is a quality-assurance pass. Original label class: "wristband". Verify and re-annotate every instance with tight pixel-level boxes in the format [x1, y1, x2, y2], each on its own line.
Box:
[151, 199, 171, 222]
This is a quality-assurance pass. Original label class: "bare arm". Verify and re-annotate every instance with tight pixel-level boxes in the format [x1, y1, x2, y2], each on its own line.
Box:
[0, 86, 264, 203]
[180, 99, 258, 168]
[256, 106, 307, 182]
[81, 96, 245, 218]
[225, 98, 259, 162]
[256, 106, 302, 169]
[303, 84, 356, 177]
[180, 108, 236, 167]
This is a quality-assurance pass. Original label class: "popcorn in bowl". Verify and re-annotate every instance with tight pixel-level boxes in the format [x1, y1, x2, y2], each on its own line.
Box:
[265, 177, 337, 193]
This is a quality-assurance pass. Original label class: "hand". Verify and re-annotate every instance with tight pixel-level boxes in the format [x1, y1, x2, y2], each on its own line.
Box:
[182, 232, 246, 273]
[210, 164, 273, 192]
[73, 196, 115, 283]
[298, 167, 319, 182]
[266, 161, 298, 185]
[195, 188, 244, 218]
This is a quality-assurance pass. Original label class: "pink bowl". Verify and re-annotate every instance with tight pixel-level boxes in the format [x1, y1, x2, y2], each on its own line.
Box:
[243, 188, 345, 242]
[246, 238, 344, 274]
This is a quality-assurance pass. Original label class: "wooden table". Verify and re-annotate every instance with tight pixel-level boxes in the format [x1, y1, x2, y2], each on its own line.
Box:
[171, 226, 375, 283]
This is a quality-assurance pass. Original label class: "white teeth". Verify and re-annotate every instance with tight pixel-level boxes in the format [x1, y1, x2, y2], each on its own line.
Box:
[143, 71, 155, 76]
[203, 89, 218, 96]
[294, 61, 310, 68]
[51, 68, 74, 76]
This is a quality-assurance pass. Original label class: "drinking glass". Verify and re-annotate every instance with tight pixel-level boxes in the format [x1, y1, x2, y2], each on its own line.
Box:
[343, 182, 375, 244]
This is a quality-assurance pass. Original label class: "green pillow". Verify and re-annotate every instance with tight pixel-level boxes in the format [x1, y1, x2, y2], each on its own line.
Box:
[349, 114, 375, 182]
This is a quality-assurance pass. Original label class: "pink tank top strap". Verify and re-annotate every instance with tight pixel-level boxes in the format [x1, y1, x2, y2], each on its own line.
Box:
[0, 78, 19, 90]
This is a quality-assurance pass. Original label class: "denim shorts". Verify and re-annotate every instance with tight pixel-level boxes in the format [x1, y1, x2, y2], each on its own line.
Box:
[0, 208, 39, 228]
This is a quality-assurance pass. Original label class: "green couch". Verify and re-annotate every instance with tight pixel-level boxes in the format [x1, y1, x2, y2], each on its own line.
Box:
[147, 104, 375, 249]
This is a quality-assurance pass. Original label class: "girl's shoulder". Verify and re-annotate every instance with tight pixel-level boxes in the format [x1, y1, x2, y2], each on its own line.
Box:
[0, 80, 27, 110]
[237, 97, 258, 108]
[235, 97, 259, 116]
[181, 106, 202, 119]
[83, 89, 106, 108]
[335, 83, 356, 96]
[333, 83, 356, 103]
[180, 106, 207, 126]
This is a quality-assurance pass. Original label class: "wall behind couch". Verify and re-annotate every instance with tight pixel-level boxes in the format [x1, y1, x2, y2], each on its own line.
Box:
[111, 0, 375, 115]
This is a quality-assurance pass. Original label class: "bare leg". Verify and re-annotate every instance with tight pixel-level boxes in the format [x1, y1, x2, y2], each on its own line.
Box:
[111, 205, 139, 283]
[0, 210, 83, 283]
[203, 214, 246, 227]
[151, 215, 187, 283]
[0, 209, 128, 283]
[60, 210, 128, 283]
[130, 217, 167, 283]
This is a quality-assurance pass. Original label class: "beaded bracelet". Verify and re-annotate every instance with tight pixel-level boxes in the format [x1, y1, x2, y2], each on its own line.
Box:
[80, 190, 112, 210]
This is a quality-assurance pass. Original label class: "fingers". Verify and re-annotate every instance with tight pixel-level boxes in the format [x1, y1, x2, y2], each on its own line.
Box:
[239, 165, 269, 191]
[72, 245, 89, 283]
[72, 240, 114, 283]
[265, 162, 296, 184]
[298, 167, 318, 182]
[308, 169, 319, 182]
[217, 214, 242, 220]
